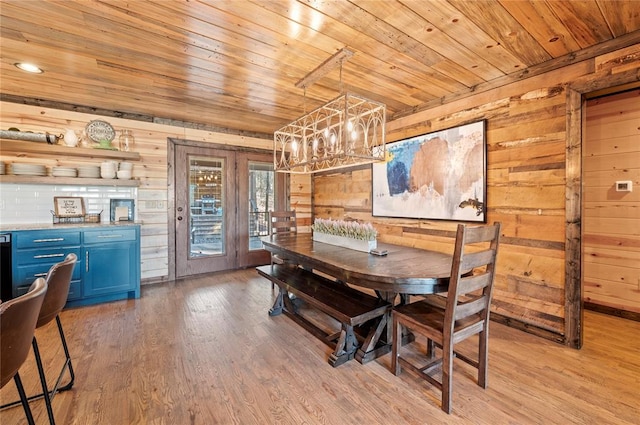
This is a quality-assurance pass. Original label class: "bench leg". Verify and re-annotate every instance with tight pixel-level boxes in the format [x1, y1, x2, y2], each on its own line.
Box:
[268, 286, 286, 316]
[328, 324, 358, 367]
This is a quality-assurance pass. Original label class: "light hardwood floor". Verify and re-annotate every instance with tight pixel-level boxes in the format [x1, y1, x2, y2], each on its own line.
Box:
[1, 269, 639, 424]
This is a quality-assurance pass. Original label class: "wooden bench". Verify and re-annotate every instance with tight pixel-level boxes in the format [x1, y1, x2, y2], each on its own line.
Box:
[256, 264, 391, 367]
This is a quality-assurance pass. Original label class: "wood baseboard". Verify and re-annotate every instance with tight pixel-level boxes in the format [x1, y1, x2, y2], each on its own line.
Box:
[141, 275, 170, 286]
[490, 312, 566, 344]
[584, 302, 640, 322]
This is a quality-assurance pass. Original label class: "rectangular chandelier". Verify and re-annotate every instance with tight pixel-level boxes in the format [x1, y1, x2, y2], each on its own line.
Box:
[274, 92, 386, 173]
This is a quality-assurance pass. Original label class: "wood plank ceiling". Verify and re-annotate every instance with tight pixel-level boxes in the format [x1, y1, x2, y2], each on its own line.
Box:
[1, 0, 639, 137]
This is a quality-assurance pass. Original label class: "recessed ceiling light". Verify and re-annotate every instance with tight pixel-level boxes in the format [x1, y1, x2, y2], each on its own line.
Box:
[15, 62, 43, 73]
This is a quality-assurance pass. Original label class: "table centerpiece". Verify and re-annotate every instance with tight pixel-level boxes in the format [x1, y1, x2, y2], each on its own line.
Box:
[311, 218, 377, 253]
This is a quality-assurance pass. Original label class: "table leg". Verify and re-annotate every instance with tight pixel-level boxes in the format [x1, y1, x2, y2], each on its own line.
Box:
[355, 313, 390, 363]
[268, 287, 286, 316]
[355, 292, 417, 364]
[355, 291, 397, 363]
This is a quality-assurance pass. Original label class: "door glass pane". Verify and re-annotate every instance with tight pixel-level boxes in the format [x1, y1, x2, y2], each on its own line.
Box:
[189, 156, 224, 258]
[248, 161, 275, 250]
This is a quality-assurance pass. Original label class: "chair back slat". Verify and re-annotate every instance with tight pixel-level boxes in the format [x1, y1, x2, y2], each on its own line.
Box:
[459, 249, 495, 272]
[462, 225, 500, 244]
[459, 273, 492, 295]
[454, 295, 489, 321]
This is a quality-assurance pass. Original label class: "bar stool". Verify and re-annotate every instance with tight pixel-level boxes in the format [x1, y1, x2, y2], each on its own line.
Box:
[0, 253, 77, 425]
[0, 278, 48, 425]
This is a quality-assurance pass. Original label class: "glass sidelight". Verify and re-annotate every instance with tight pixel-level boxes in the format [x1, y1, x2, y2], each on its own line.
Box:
[248, 161, 275, 251]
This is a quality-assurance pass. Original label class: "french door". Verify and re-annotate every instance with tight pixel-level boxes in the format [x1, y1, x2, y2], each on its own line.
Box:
[173, 143, 285, 278]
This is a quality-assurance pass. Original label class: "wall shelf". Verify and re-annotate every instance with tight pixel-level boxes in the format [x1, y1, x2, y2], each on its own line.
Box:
[0, 139, 141, 187]
[0, 139, 141, 161]
[0, 175, 140, 187]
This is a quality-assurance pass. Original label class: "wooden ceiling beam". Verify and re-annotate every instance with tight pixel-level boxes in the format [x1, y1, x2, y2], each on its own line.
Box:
[295, 48, 354, 89]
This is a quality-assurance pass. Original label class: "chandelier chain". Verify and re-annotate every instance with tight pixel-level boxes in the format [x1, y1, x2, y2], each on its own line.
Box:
[303, 86, 307, 115]
[339, 60, 344, 94]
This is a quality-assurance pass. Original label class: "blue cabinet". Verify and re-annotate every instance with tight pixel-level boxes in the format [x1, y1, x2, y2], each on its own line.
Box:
[82, 227, 140, 301]
[11, 225, 140, 307]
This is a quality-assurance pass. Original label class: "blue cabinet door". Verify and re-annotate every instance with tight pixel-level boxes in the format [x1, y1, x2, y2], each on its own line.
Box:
[83, 241, 137, 297]
[82, 226, 140, 301]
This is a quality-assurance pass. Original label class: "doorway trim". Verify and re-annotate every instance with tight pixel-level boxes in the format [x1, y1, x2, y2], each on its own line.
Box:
[564, 69, 640, 349]
[167, 137, 283, 281]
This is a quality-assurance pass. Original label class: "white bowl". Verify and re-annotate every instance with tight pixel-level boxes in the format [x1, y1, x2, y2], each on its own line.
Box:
[117, 170, 132, 180]
[118, 162, 133, 171]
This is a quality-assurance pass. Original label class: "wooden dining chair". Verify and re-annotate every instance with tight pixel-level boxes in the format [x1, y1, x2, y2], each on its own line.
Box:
[268, 210, 298, 288]
[0, 253, 77, 425]
[269, 210, 297, 262]
[0, 278, 48, 425]
[391, 222, 501, 414]
[269, 210, 297, 238]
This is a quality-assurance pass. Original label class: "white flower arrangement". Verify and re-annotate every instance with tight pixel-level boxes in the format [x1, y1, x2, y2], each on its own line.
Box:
[311, 218, 377, 241]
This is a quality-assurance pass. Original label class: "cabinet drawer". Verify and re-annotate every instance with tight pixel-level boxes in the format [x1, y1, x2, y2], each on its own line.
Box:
[14, 262, 82, 289]
[13, 264, 82, 296]
[14, 246, 81, 265]
[15, 279, 82, 301]
[15, 230, 81, 249]
[84, 228, 137, 244]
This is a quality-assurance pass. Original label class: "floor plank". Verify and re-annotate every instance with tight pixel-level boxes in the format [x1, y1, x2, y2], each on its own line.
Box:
[1, 269, 639, 424]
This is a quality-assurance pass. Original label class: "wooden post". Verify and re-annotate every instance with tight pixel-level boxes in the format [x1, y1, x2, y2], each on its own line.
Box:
[564, 88, 583, 349]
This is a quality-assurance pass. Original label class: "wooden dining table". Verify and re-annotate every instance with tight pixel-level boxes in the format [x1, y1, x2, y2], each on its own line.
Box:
[261, 233, 455, 363]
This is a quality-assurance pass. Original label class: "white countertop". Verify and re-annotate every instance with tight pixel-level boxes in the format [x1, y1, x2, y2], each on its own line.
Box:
[0, 221, 141, 232]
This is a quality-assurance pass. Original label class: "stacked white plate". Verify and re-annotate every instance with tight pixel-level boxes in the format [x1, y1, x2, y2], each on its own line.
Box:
[52, 166, 77, 178]
[100, 161, 117, 179]
[77, 165, 101, 178]
[11, 163, 47, 176]
[0, 162, 5, 175]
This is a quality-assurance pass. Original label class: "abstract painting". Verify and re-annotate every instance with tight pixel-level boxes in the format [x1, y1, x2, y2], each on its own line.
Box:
[372, 120, 486, 222]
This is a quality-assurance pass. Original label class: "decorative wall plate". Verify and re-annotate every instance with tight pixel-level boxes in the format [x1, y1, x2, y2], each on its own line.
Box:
[85, 120, 115, 143]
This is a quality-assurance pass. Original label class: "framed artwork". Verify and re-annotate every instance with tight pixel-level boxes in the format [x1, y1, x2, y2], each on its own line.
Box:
[54, 197, 85, 217]
[110, 199, 135, 222]
[372, 120, 486, 222]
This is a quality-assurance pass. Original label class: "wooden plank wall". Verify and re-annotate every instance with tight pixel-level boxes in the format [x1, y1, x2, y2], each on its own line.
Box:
[313, 45, 640, 338]
[583, 90, 640, 313]
[0, 103, 273, 283]
[1, 44, 637, 341]
[289, 173, 312, 233]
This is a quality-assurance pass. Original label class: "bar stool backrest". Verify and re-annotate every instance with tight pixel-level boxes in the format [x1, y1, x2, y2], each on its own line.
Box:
[37, 253, 77, 328]
[0, 278, 48, 389]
